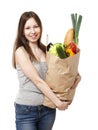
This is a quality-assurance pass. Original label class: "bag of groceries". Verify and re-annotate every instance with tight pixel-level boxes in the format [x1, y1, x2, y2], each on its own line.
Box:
[43, 13, 82, 108]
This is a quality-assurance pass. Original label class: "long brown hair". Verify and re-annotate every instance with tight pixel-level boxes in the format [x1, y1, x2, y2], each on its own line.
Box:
[12, 11, 46, 68]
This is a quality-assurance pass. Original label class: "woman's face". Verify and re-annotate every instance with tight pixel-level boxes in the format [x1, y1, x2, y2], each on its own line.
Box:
[24, 17, 41, 43]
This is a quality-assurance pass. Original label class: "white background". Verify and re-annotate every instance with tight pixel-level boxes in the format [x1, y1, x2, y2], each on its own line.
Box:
[0, 0, 98, 130]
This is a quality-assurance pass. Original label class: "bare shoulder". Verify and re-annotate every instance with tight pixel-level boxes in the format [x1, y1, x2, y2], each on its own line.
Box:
[15, 46, 29, 57]
[15, 46, 29, 64]
[15, 46, 26, 54]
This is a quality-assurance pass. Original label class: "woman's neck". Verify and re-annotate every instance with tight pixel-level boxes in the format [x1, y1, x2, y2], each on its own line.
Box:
[29, 42, 42, 61]
[29, 42, 38, 50]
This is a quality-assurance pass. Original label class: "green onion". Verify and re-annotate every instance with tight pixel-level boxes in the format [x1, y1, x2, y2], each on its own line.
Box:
[71, 13, 82, 44]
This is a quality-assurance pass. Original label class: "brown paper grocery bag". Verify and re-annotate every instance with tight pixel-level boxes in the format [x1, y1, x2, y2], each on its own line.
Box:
[43, 50, 80, 108]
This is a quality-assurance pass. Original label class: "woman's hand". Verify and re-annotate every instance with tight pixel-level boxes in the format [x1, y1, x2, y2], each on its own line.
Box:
[71, 73, 81, 89]
[57, 101, 71, 110]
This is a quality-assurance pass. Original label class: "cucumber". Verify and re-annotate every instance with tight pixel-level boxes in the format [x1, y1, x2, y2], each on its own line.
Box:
[56, 45, 67, 59]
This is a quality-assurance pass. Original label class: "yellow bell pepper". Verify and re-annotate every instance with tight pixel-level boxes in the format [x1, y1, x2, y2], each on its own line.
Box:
[66, 48, 75, 56]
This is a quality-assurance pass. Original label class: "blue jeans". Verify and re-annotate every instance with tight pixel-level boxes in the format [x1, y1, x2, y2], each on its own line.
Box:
[14, 103, 56, 130]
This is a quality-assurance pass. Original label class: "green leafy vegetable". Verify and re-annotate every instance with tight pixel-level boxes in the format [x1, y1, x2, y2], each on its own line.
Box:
[49, 43, 67, 58]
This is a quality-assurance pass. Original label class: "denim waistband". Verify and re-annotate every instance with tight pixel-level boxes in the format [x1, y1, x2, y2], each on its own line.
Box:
[14, 102, 56, 111]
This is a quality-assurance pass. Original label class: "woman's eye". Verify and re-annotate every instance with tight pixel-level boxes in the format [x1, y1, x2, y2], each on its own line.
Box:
[25, 27, 30, 29]
[25, 25, 39, 30]
[34, 25, 39, 28]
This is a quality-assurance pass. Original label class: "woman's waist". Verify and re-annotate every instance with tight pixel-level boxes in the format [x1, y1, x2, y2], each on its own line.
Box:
[15, 88, 44, 106]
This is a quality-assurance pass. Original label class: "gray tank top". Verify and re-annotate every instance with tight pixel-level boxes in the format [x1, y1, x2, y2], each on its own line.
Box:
[15, 61, 47, 106]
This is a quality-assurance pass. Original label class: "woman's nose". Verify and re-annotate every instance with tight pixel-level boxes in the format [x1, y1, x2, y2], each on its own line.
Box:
[31, 28, 35, 33]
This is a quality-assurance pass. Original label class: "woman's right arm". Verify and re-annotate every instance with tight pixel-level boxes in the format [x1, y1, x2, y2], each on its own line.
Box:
[15, 47, 70, 110]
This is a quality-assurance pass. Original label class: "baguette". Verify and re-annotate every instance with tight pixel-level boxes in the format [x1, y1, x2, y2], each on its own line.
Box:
[64, 28, 74, 45]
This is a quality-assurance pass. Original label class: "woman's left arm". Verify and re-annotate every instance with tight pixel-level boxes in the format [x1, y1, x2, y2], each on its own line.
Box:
[71, 73, 81, 89]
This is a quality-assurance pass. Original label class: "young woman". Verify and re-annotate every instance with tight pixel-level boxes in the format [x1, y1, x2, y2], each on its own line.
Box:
[12, 11, 81, 130]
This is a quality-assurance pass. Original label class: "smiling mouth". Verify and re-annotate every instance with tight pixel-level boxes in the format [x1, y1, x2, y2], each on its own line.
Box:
[32, 36, 36, 39]
[30, 35, 37, 39]
[30, 34, 38, 38]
